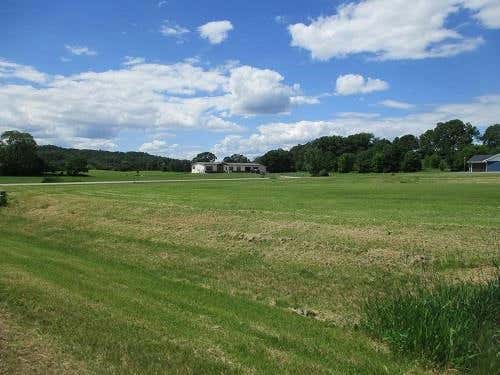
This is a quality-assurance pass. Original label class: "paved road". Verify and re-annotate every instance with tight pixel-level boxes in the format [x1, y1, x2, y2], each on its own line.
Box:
[0, 177, 270, 187]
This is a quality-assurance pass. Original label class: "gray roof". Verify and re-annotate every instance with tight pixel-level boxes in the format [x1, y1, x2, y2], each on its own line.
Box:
[467, 154, 495, 163]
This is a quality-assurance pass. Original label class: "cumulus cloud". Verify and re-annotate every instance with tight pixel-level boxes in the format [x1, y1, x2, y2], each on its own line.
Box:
[288, 0, 495, 61]
[228, 66, 297, 114]
[213, 95, 500, 157]
[0, 58, 308, 149]
[65, 45, 97, 56]
[335, 74, 389, 95]
[198, 21, 233, 44]
[379, 100, 415, 109]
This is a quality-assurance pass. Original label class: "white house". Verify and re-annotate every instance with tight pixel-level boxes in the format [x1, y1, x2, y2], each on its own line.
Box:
[191, 162, 266, 174]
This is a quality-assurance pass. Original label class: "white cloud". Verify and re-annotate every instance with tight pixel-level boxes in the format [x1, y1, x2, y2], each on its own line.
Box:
[123, 56, 145, 66]
[379, 100, 415, 109]
[139, 139, 168, 153]
[158, 0, 167, 8]
[0, 58, 309, 149]
[160, 21, 190, 38]
[0, 59, 48, 83]
[335, 74, 389, 95]
[464, 0, 500, 28]
[198, 20, 233, 44]
[139, 140, 199, 159]
[228, 66, 297, 114]
[288, 0, 494, 61]
[213, 95, 500, 156]
[65, 45, 97, 56]
[290, 95, 321, 105]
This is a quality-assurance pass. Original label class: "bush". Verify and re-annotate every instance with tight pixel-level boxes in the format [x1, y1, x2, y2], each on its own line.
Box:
[362, 276, 499, 372]
[317, 169, 329, 176]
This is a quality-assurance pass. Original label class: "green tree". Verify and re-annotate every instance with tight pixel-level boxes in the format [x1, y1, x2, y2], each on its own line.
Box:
[401, 151, 422, 172]
[255, 149, 293, 173]
[192, 152, 216, 163]
[432, 120, 478, 164]
[481, 124, 500, 150]
[423, 154, 441, 169]
[223, 154, 250, 163]
[304, 147, 328, 176]
[338, 153, 355, 173]
[357, 150, 374, 173]
[393, 134, 419, 154]
[65, 157, 89, 175]
[0, 130, 43, 176]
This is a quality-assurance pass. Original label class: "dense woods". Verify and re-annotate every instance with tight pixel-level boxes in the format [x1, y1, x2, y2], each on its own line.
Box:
[1, 120, 499, 176]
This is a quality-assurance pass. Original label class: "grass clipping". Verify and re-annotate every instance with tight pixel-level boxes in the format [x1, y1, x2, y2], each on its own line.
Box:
[362, 275, 499, 372]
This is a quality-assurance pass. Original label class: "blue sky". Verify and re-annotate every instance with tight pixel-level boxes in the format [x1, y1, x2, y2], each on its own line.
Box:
[1, 0, 500, 159]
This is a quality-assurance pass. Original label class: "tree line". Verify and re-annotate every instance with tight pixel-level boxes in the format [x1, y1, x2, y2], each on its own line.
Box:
[0, 132, 190, 176]
[254, 120, 499, 174]
[1, 120, 499, 176]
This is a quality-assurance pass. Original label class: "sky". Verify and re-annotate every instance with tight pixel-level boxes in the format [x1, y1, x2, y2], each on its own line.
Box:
[1, 0, 500, 160]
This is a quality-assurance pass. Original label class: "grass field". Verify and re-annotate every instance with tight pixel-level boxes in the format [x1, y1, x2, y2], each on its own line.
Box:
[0, 169, 265, 184]
[0, 171, 499, 373]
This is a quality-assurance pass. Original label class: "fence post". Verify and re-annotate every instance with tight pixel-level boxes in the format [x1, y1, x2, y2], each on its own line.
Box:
[0, 191, 6, 206]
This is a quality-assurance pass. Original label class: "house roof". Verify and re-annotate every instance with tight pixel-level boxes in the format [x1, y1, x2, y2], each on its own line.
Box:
[225, 162, 264, 167]
[467, 154, 495, 163]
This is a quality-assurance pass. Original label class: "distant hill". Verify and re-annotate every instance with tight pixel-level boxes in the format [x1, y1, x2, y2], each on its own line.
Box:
[37, 145, 191, 172]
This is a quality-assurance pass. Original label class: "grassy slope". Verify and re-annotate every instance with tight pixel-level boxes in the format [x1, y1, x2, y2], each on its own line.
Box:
[0, 172, 499, 373]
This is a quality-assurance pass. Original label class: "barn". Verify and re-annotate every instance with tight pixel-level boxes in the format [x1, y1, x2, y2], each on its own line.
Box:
[191, 162, 266, 174]
[467, 154, 500, 172]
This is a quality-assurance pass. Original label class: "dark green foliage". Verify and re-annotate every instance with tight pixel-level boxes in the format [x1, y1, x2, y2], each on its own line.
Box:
[422, 119, 479, 166]
[0, 191, 6, 206]
[304, 147, 330, 176]
[401, 151, 422, 172]
[393, 134, 419, 153]
[423, 153, 441, 169]
[37, 145, 191, 172]
[439, 159, 449, 171]
[482, 124, 500, 149]
[338, 153, 355, 173]
[0, 131, 44, 176]
[65, 156, 89, 175]
[254, 149, 294, 172]
[363, 277, 499, 372]
[223, 154, 250, 163]
[192, 152, 216, 163]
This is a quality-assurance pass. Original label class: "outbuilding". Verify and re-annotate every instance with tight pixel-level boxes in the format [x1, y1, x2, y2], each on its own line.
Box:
[467, 154, 500, 172]
[191, 162, 266, 174]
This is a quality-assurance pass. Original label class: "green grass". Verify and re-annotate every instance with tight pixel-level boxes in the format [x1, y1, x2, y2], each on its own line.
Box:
[363, 277, 499, 373]
[0, 171, 499, 373]
[0, 169, 265, 184]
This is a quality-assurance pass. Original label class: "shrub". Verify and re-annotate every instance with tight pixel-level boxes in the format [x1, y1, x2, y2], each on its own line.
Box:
[362, 276, 499, 372]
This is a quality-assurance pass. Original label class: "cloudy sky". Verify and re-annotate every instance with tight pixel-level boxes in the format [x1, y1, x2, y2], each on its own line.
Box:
[1, 0, 500, 159]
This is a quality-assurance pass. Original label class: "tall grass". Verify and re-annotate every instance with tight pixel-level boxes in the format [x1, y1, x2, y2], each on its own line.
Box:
[363, 276, 499, 372]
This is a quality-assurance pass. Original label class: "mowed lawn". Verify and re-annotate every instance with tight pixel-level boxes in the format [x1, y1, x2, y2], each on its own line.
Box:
[0, 172, 499, 373]
[0, 169, 265, 184]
